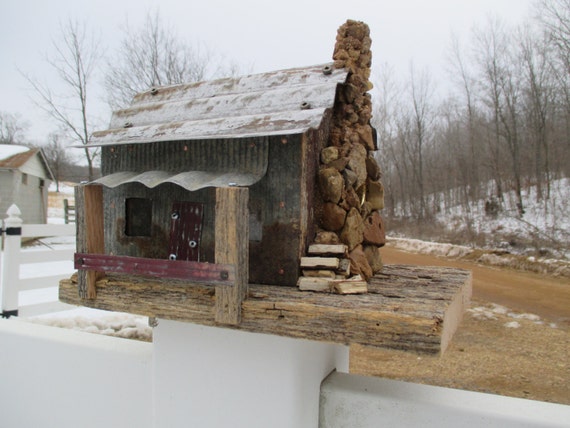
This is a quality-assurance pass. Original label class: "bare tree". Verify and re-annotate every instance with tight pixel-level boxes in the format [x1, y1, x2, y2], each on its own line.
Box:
[473, 17, 511, 203]
[519, 23, 555, 200]
[104, 11, 213, 110]
[21, 19, 101, 181]
[447, 33, 481, 203]
[42, 131, 71, 192]
[372, 63, 400, 216]
[0, 111, 28, 144]
[408, 63, 435, 219]
[535, 0, 570, 73]
[535, 0, 570, 177]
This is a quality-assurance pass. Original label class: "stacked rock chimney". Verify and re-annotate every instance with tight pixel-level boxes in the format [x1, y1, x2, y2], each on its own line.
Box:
[299, 20, 385, 293]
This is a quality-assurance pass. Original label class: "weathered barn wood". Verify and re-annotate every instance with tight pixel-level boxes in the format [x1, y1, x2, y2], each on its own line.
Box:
[60, 264, 472, 355]
[214, 187, 249, 324]
[83, 185, 104, 299]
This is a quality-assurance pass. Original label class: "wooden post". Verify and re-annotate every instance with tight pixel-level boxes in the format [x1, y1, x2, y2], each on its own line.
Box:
[214, 187, 249, 325]
[82, 185, 105, 299]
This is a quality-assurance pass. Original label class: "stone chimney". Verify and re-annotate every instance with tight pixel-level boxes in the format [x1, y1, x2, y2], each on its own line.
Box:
[298, 20, 385, 294]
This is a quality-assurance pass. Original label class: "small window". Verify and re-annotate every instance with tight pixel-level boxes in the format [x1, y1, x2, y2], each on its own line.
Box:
[22, 173, 28, 185]
[125, 198, 153, 237]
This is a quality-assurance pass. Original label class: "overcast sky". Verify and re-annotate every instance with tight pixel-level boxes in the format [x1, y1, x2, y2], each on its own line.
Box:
[1, 0, 533, 143]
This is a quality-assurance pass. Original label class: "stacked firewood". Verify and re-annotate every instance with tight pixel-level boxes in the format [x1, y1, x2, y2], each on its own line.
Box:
[298, 20, 385, 294]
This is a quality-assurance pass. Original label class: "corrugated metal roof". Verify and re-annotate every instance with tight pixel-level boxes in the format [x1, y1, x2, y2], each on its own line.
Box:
[88, 63, 348, 146]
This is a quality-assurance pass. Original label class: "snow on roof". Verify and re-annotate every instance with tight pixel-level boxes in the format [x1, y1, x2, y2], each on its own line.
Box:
[0, 144, 30, 161]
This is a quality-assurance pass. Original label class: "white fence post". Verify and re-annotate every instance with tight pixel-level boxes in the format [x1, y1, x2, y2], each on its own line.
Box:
[1, 204, 23, 318]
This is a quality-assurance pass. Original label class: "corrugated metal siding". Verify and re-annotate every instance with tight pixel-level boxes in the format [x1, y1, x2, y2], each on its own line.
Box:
[99, 138, 268, 191]
[89, 63, 347, 146]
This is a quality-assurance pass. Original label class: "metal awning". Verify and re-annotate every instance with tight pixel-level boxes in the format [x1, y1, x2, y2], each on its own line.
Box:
[93, 169, 264, 191]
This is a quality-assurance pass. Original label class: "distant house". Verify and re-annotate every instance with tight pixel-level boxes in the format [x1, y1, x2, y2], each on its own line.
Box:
[0, 144, 54, 224]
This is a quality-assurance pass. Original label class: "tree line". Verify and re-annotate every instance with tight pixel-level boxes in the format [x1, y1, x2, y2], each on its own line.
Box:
[373, 0, 570, 223]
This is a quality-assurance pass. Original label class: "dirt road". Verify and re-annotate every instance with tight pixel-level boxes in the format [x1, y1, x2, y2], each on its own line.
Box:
[381, 245, 570, 325]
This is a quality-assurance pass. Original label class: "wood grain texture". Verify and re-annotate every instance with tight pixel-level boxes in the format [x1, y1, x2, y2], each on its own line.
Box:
[214, 187, 249, 325]
[300, 257, 340, 269]
[60, 264, 472, 355]
[83, 185, 105, 299]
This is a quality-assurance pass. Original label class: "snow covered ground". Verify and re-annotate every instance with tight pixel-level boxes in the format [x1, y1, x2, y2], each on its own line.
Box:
[434, 178, 570, 257]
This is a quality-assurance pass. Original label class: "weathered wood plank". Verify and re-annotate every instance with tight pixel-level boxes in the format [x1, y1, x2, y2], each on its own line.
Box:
[300, 257, 340, 270]
[307, 244, 347, 256]
[84, 185, 105, 299]
[214, 187, 249, 325]
[75, 185, 87, 298]
[302, 270, 337, 279]
[60, 264, 472, 355]
[297, 277, 331, 292]
[332, 277, 368, 294]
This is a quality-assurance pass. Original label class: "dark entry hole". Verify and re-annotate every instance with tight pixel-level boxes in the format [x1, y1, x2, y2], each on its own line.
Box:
[125, 197, 153, 237]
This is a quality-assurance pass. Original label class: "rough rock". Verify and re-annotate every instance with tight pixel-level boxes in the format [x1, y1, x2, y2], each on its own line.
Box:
[327, 157, 349, 172]
[347, 245, 373, 280]
[366, 154, 381, 181]
[318, 168, 344, 204]
[366, 179, 384, 211]
[321, 147, 339, 165]
[343, 186, 361, 210]
[347, 144, 368, 189]
[357, 125, 376, 151]
[320, 202, 347, 232]
[342, 168, 358, 188]
[363, 211, 386, 246]
[340, 207, 364, 251]
[314, 231, 341, 245]
[363, 245, 383, 273]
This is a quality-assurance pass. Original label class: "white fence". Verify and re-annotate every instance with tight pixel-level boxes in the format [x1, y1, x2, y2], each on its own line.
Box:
[0, 204, 76, 318]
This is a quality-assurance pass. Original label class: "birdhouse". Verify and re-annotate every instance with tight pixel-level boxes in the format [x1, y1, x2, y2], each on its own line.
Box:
[62, 20, 471, 355]
[75, 63, 353, 289]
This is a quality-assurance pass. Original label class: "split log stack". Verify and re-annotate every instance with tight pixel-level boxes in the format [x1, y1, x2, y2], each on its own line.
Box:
[298, 20, 386, 294]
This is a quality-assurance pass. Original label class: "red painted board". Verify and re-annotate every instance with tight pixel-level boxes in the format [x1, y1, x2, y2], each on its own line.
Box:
[74, 253, 235, 287]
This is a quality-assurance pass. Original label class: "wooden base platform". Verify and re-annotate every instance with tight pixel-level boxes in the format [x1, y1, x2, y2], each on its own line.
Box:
[59, 264, 471, 355]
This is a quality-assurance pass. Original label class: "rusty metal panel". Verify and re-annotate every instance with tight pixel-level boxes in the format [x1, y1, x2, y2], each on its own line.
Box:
[168, 201, 204, 262]
[88, 63, 347, 146]
[74, 253, 235, 286]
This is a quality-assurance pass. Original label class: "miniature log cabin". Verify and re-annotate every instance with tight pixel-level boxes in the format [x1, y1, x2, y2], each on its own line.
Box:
[61, 20, 471, 354]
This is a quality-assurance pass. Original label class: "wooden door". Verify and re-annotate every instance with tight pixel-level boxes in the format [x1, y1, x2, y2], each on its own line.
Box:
[168, 201, 204, 262]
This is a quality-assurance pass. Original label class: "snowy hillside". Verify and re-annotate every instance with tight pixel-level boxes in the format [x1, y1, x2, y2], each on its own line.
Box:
[437, 178, 569, 254]
[389, 178, 570, 260]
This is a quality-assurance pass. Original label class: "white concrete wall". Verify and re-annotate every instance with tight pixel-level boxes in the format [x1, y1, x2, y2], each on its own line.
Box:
[0, 319, 153, 428]
[153, 320, 349, 428]
[320, 371, 570, 428]
[3, 317, 567, 428]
